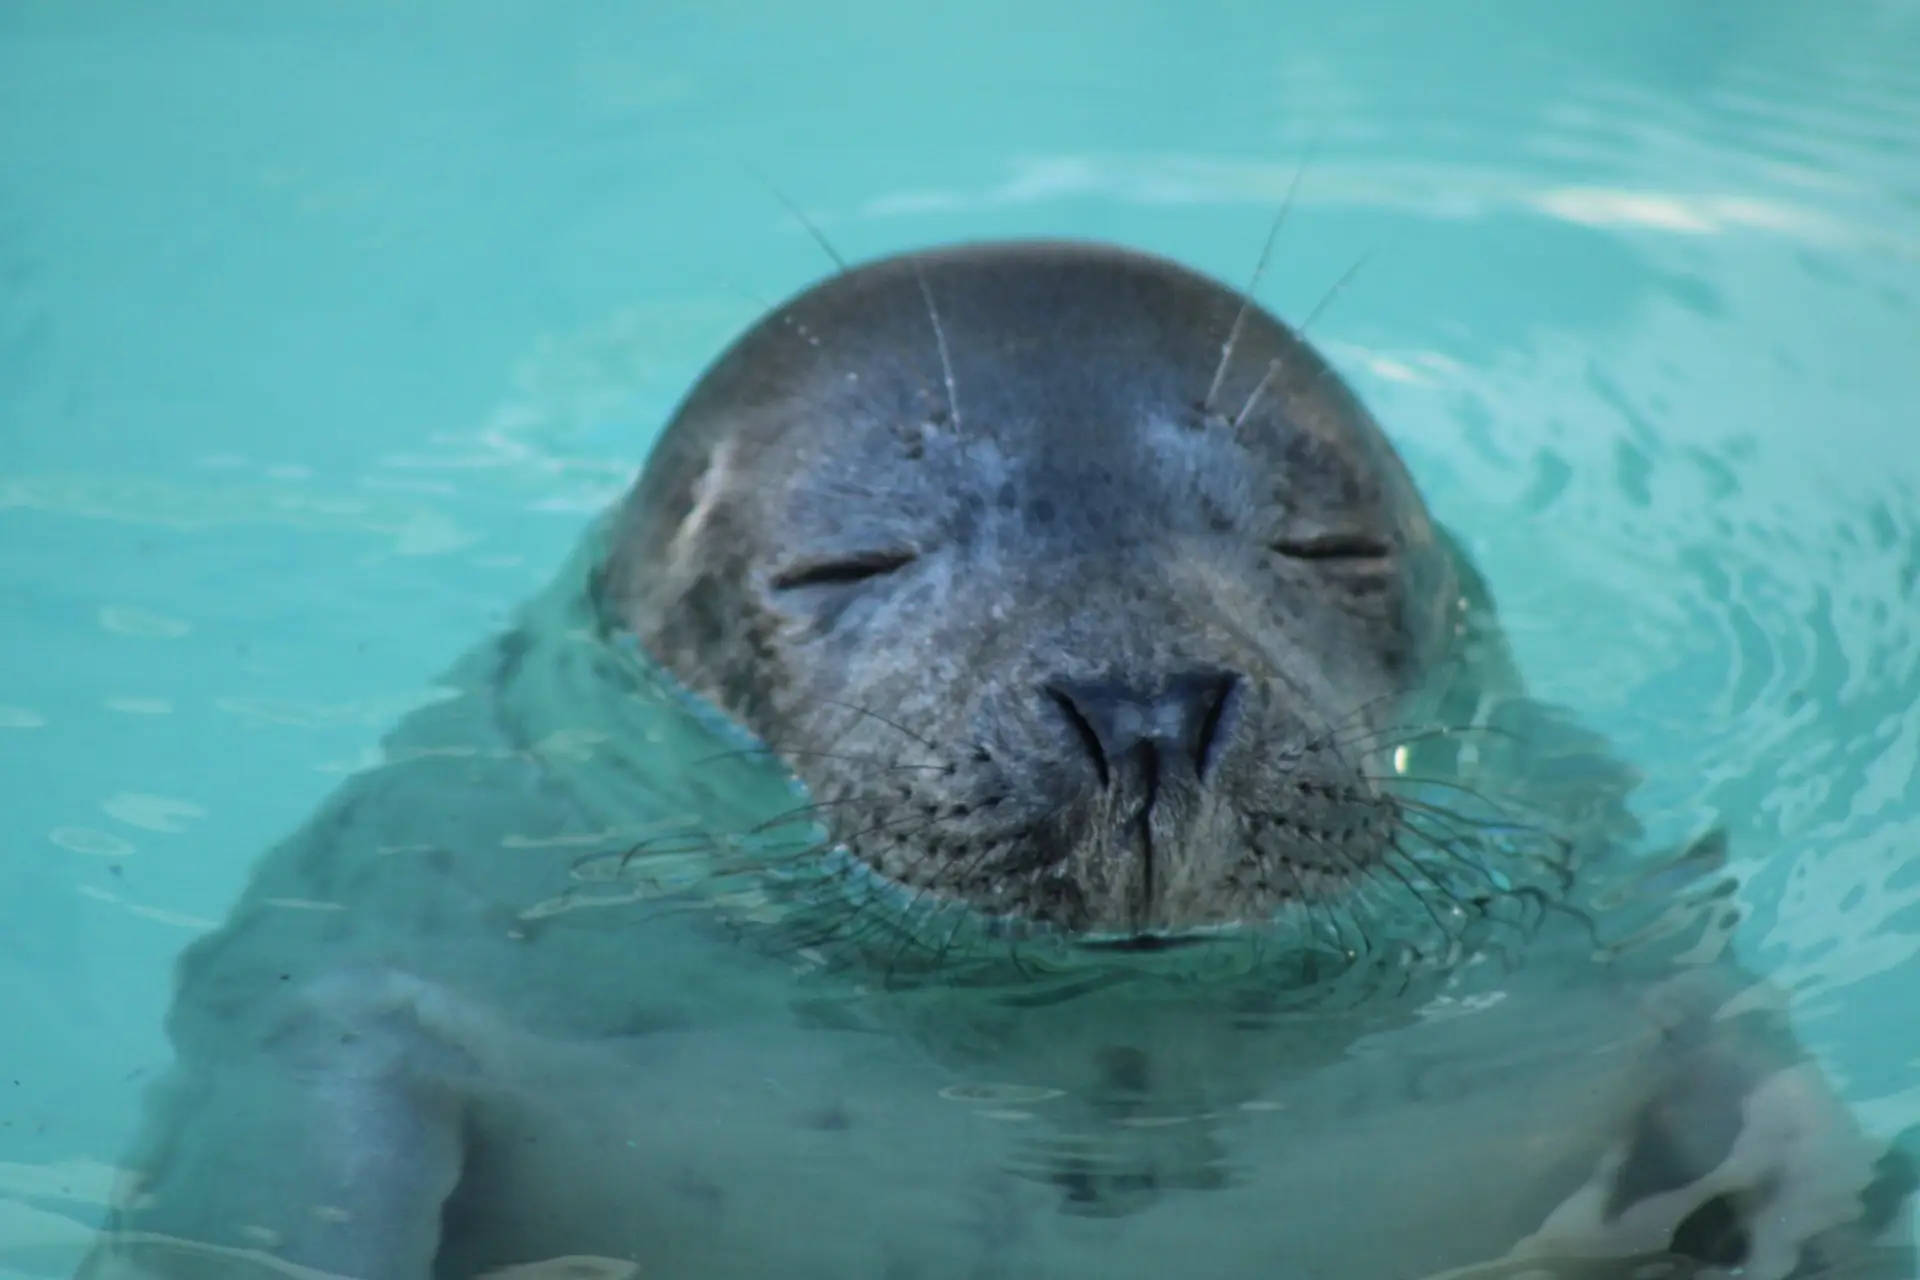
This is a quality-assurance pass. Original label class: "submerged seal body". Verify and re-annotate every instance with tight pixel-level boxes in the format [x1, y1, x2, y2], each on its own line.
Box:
[78, 243, 1914, 1280]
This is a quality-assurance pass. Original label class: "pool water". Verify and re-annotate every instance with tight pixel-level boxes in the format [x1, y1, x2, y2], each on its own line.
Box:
[2, 0, 1917, 1274]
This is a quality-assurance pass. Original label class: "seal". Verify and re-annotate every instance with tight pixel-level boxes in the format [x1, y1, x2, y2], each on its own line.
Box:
[76, 241, 1915, 1280]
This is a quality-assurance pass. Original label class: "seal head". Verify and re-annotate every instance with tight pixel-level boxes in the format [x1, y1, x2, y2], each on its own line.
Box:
[602, 241, 1463, 943]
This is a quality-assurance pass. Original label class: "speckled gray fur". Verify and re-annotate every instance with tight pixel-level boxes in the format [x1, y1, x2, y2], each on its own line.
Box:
[601, 242, 1464, 938]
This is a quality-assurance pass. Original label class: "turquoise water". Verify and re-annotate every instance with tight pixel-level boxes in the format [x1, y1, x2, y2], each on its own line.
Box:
[2, 0, 1918, 1274]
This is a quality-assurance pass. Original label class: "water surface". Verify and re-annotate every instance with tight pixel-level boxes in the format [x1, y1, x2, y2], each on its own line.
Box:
[2, 1, 1918, 1273]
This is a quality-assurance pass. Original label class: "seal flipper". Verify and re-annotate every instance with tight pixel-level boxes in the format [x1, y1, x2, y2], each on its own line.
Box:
[74, 614, 620, 1280]
[1432, 532, 1915, 1275]
[78, 968, 470, 1280]
[1510, 972, 1918, 1280]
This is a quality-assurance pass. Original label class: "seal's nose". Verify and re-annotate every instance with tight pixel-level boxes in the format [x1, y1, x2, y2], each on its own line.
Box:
[1044, 671, 1239, 787]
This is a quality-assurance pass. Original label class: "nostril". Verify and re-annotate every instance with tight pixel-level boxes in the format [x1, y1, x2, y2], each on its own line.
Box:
[1045, 684, 1111, 788]
[1043, 671, 1242, 787]
[1190, 674, 1239, 781]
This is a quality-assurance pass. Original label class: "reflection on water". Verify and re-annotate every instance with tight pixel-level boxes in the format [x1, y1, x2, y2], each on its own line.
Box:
[2, 0, 1918, 1276]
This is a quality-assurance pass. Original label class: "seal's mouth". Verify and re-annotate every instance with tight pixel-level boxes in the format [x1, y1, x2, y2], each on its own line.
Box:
[1075, 933, 1212, 955]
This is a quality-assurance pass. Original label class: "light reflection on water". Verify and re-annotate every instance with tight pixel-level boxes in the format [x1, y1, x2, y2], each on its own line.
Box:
[1, 0, 1916, 1274]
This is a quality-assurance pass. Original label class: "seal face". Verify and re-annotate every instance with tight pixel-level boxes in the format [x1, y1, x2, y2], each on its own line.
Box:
[602, 241, 1464, 941]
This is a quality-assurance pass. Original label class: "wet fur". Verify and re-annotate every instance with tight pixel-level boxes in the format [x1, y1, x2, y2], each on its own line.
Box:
[75, 242, 1915, 1280]
[601, 243, 1466, 940]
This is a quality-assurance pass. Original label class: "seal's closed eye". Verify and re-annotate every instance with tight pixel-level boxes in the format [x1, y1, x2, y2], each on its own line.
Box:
[770, 550, 919, 591]
[1267, 533, 1394, 561]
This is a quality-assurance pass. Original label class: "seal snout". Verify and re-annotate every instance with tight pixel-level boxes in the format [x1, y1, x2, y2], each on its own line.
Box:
[1042, 669, 1245, 935]
[1042, 671, 1240, 793]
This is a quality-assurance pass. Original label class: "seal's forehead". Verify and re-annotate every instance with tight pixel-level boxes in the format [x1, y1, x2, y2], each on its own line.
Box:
[782, 241, 1244, 430]
[669, 244, 1226, 450]
[636, 240, 1435, 555]
[679, 243, 1368, 458]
